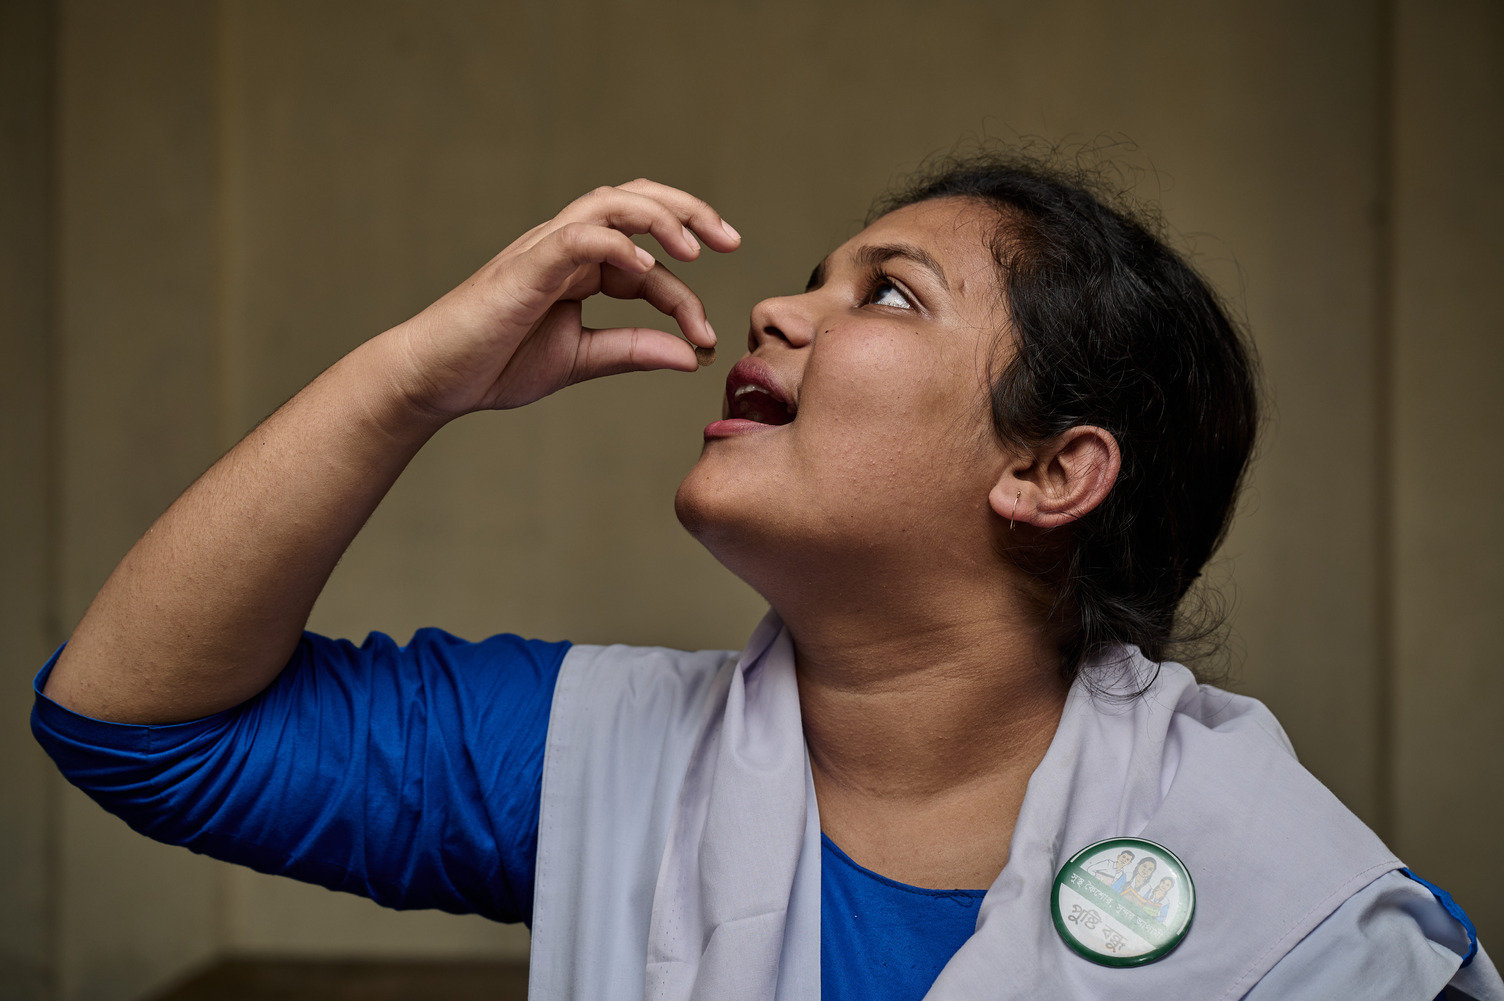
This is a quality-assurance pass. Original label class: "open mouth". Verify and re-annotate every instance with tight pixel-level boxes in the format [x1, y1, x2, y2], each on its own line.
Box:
[722, 357, 796, 426]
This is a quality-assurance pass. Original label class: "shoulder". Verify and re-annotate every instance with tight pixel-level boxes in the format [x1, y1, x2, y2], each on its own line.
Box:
[555, 642, 739, 724]
[1127, 659, 1502, 999]
[1243, 869, 1483, 1000]
[1148, 661, 1298, 755]
[561, 641, 737, 684]
[1133, 661, 1346, 816]
[542, 642, 741, 797]
[1077, 654, 1413, 993]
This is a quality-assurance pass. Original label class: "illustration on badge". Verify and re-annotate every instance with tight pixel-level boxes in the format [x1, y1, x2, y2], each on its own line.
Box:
[1051, 837, 1195, 967]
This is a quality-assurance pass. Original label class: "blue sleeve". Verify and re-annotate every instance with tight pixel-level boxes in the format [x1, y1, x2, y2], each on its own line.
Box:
[30, 629, 569, 925]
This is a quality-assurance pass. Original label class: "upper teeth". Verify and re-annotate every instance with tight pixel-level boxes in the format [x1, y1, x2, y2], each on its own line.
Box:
[734, 385, 767, 399]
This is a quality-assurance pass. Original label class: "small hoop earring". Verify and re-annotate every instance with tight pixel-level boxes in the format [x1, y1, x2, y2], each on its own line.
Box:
[1009, 489, 1021, 530]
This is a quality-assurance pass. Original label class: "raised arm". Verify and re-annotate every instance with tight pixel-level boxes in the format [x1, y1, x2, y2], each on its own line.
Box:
[44, 180, 739, 724]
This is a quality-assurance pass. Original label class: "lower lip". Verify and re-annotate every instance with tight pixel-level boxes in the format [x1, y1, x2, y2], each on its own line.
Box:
[703, 419, 784, 439]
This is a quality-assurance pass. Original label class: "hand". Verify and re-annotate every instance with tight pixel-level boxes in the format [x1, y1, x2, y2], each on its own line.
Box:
[385, 179, 740, 420]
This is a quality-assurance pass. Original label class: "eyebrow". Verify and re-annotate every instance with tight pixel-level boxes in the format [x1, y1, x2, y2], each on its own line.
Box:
[805, 242, 951, 293]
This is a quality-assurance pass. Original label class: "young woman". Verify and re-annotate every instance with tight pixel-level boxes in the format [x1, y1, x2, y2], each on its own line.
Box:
[33, 157, 1499, 1000]
[1114, 858, 1159, 902]
[1147, 877, 1177, 924]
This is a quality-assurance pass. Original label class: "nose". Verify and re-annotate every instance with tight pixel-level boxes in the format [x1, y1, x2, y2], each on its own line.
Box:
[748, 291, 817, 353]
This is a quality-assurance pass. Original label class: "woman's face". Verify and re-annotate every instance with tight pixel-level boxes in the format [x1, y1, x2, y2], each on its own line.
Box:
[1131, 859, 1157, 888]
[675, 197, 1014, 603]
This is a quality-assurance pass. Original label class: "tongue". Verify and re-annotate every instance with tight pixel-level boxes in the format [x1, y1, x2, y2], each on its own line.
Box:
[738, 392, 793, 426]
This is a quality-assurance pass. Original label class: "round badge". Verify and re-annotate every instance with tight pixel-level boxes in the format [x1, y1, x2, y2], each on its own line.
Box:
[1051, 836, 1195, 967]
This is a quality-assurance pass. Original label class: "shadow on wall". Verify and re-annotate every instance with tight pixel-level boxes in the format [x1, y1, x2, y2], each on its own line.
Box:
[148, 958, 529, 1001]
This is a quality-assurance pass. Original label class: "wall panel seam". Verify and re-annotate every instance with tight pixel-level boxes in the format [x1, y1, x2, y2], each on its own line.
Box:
[213, 0, 242, 958]
[42, 1, 63, 998]
[1373, 0, 1398, 841]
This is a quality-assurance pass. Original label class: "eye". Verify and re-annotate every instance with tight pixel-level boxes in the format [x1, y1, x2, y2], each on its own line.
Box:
[864, 273, 914, 310]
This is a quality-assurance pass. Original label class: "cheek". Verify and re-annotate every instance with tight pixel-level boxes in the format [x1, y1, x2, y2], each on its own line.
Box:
[802, 335, 933, 426]
[797, 334, 987, 468]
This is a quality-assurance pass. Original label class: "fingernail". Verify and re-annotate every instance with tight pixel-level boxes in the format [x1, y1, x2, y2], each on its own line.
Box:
[682, 226, 699, 252]
[636, 246, 656, 270]
[720, 219, 741, 242]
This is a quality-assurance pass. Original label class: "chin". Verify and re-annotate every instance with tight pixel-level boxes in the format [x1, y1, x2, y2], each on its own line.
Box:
[674, 460, 793, 600]
[672, 470, 710, 538]
[675, 448, 928, 608]
[674, 460, 743, 555]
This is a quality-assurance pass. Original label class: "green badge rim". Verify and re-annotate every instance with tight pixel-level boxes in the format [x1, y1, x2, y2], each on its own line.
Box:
[1051, 836, 1195, 968]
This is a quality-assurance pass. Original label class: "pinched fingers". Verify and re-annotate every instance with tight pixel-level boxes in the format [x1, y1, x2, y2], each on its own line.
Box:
[509, 221, 656, 305]
[616, 178, 740, 248]
[550, 181, 740, 261]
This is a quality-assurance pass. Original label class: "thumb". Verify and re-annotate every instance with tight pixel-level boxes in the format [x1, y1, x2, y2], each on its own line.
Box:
[568, 327, 701, 384]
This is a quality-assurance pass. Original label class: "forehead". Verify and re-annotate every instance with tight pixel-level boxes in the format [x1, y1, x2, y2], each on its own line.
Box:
[837, 197, 1002, 299]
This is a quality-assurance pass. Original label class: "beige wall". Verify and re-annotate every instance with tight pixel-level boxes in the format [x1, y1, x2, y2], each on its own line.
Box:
[3, 1, 1499, 998]
[1391, 0, 1504, 917]
[48, 4, 227, 1001]
[2, 4, 59, 999]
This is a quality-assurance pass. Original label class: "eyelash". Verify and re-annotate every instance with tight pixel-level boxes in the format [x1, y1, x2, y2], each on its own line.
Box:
[801, 266, 917, 309]
[858, 269, 915, 310]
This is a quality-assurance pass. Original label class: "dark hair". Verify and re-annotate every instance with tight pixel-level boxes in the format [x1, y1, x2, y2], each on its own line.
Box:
[872, 149, 1261, 683]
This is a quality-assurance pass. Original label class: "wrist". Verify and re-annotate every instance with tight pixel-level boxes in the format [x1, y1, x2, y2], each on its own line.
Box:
[334, 332, 455, 450]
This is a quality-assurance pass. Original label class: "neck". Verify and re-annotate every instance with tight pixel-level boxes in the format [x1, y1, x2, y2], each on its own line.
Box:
[785, 589, 1066, 801]
[770, 567, 1069, 887]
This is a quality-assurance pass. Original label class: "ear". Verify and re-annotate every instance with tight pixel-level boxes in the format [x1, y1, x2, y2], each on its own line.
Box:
[988, 426, 1121, 529]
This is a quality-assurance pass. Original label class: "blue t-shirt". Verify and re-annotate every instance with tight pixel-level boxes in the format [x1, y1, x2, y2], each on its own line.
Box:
[821, 835, 985, 998]
[31, 630, 982, 1001]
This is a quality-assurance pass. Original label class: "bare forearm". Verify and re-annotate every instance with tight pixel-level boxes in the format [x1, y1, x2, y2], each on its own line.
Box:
[44, 333, 445, 723]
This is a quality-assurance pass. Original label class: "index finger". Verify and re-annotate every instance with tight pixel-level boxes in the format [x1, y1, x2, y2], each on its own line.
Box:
[616, 178, 741, 251]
